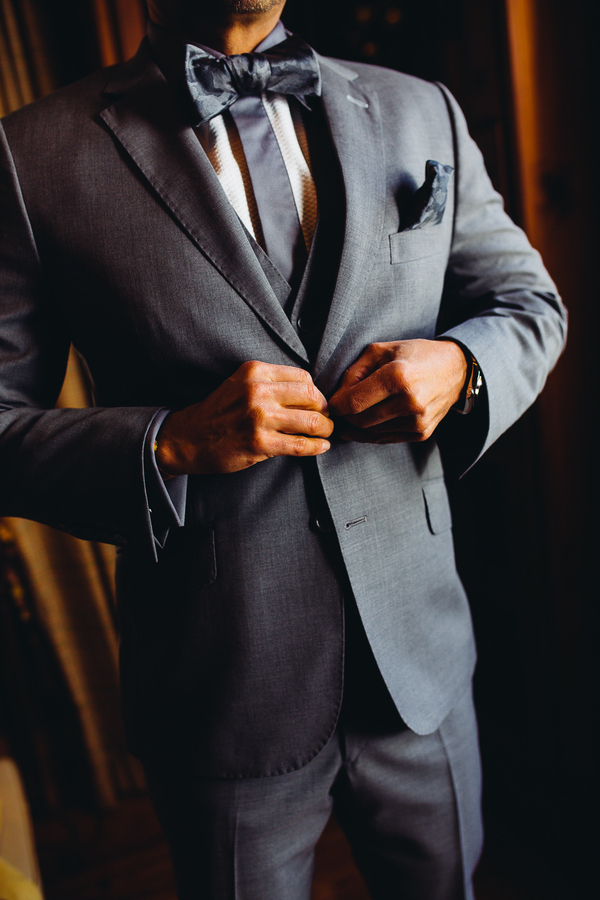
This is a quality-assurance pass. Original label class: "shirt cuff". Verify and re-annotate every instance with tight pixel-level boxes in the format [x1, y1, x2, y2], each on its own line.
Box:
[144, 409, 187, 549]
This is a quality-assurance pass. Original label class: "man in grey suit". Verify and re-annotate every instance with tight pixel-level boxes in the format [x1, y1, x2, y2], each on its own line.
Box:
[0, 0, 566, 897]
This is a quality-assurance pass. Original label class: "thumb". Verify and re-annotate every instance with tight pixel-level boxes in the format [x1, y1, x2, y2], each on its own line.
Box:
[330, 346, 386, 408]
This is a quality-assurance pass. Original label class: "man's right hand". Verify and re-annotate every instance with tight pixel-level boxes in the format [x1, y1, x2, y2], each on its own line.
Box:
[154, 361, 334, 476]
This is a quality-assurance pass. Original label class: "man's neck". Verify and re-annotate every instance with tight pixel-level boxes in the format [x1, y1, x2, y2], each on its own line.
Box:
[148, 7, 285, 55]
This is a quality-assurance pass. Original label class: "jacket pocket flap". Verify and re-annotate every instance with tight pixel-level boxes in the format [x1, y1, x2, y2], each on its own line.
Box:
[389, 228, 444, 264]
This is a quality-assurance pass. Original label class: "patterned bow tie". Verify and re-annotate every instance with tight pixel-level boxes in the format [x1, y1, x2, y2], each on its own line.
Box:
[183, 34, 322, 126]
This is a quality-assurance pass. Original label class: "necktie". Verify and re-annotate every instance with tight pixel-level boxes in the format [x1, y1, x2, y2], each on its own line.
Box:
[228, 96, 308, 284]
[183, 34, 322, 127]
[185, 34, 321, 284]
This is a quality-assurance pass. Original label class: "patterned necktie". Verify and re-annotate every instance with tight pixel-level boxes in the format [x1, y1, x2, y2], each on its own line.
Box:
[183, 34, 322, 127]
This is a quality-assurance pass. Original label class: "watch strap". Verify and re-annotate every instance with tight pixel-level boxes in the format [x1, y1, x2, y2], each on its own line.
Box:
[455, 354, 483, 415]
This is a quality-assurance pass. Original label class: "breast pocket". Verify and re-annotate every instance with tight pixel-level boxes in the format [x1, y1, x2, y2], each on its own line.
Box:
[389, 227, 446, 265]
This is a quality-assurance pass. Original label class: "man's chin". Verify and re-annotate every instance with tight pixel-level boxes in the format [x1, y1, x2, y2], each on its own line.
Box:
[226, 0, 283, 13]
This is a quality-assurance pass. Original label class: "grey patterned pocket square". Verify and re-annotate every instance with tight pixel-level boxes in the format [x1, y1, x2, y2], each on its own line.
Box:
[404, 160, 454, 230]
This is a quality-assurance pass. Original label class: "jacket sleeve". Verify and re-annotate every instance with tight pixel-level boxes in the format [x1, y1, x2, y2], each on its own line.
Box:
[434, 83, 567, 474]
[0, 122, 183, 560]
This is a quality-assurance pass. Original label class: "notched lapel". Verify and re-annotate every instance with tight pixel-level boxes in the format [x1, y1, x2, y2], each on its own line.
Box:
[313, 61, 385, 383]
[100, 54, 309, 363]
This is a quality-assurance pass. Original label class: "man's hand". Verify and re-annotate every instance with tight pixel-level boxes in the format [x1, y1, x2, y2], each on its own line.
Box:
[155, 360, 334, 475]
[328, 339, 468, 444]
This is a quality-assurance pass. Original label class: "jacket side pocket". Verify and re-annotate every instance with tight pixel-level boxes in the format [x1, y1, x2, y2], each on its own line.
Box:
[166, 523, 217, 590]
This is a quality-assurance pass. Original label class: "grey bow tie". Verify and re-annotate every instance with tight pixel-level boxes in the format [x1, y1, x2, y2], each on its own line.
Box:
[183, 34, 322, 126]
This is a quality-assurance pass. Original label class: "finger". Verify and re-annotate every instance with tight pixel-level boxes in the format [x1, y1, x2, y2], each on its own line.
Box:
[269, 434, 331, 457]
[252, 380, 329, 413]
[335, 344, 392, 392]
[342, 395, 417, 429]
[329, 365, 402, 417]
[237, 360, 314, 385]
[276, 409, 335, 439]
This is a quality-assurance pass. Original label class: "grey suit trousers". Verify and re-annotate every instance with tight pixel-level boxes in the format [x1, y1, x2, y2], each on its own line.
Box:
[144, 681, 482, 900]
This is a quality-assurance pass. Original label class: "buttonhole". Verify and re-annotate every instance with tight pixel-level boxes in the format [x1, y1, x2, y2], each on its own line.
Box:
[346, 95, 369, 109]
[345, 516, 368, 530]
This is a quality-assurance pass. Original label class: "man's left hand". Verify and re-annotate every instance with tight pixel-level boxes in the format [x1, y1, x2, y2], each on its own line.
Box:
[328, 339, 468, 443]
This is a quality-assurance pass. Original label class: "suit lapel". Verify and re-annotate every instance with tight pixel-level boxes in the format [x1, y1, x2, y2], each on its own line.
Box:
[312, 60, 386, 384]
[100, 45, 309, 364]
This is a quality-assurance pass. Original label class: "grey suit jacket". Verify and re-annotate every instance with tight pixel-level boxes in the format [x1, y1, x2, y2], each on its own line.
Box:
[0, 40, 566, 776]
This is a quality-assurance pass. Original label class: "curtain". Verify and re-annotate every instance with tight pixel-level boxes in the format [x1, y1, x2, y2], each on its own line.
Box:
[93, 0, 146, 67]
[0, 1, 146, 806]
[0, 0, 54, 116]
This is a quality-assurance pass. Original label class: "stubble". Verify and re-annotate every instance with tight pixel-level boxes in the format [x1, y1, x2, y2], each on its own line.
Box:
[225, 0, 284, 12]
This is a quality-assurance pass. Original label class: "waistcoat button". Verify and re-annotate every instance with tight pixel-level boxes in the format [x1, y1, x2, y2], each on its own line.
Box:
[298, 314, 318, 334]
[311, 512, 334, 534]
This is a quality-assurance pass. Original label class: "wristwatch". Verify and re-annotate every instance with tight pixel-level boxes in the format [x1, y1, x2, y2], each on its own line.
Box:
[455, 354, 483, 415]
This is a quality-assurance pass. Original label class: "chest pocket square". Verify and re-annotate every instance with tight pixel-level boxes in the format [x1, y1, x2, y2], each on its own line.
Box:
[404, 160, 454, 230]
